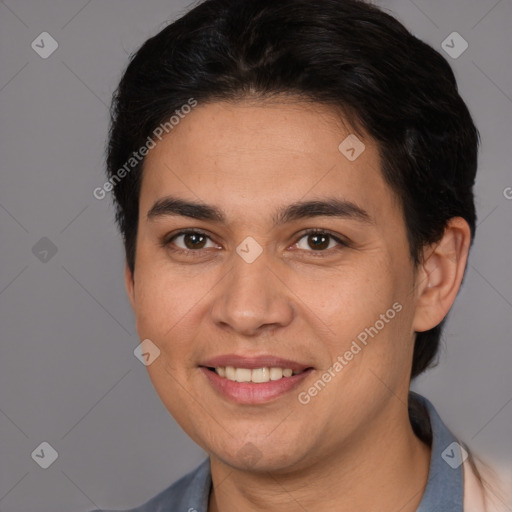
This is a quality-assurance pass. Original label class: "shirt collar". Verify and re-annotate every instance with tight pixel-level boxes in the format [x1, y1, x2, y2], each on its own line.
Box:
[412, 392, 464, 511]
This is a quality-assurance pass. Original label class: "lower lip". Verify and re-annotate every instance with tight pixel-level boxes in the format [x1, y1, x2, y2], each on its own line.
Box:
[200, 367, 312, 404]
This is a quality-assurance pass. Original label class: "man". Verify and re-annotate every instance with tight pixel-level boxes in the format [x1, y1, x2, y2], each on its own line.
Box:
[91, 0, 511, 510]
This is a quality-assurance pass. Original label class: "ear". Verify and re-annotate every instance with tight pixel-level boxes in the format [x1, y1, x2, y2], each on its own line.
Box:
[412, 217, 472, 332]
[124, 262, 136, 310]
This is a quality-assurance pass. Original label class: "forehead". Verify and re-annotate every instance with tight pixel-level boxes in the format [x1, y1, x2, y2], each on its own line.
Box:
[149, 98, 363, 165]
[139, 99, 398, 226]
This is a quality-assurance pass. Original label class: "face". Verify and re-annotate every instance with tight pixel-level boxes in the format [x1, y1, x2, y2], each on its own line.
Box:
[126, 98, 424, 474]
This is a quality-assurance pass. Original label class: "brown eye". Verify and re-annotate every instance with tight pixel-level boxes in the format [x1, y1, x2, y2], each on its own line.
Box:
[295, 230, 348, 253]
[182, 232, 208, 249]
[166, 230, 216, 252]
[306, 233, 330, 250]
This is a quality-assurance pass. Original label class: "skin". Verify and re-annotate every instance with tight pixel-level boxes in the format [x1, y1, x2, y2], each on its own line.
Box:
[125, 97, 471, 512]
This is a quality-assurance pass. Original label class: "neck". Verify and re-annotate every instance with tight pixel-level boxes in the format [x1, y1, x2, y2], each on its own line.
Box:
[208, 397, 431, 512]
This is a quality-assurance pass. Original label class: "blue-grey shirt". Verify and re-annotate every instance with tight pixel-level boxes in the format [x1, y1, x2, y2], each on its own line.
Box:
[91, 393, 464, 511]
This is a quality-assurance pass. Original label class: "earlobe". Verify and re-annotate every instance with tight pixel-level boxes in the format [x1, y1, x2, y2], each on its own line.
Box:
[124, 263, 136, 310]
[412, 217, 471, 332]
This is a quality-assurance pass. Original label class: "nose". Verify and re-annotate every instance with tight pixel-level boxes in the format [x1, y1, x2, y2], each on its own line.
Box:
[209, 249, 295, 337]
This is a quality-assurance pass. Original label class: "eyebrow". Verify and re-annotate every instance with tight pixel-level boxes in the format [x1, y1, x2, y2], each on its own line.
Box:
[147, 195, 373, 225]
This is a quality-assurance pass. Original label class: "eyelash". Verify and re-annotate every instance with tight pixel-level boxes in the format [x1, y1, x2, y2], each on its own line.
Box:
[162, 228, 349, 257]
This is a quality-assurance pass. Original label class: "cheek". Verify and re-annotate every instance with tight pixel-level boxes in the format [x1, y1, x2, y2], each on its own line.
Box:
[310, 258, 414, 382]
[133, 249, 189, 324]
[297, 260, 397, 337]
[131, 260, 216, 363]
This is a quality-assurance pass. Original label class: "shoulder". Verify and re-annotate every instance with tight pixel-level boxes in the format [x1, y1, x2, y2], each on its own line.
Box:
[88, 458, 211, 512]
[463, 453, 512, 512]
[409, 393, 511, 512]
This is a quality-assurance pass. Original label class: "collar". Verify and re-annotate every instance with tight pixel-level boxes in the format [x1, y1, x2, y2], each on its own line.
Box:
[412, 392, 464, 511]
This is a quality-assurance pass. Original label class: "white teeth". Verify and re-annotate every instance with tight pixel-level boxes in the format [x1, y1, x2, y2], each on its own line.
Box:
[251, 367, 269, 383]
[225, 366, 236, 380]
[214, 366, 299, 383]
[235, 368, 252, 382]
[269, 367, 283, 380]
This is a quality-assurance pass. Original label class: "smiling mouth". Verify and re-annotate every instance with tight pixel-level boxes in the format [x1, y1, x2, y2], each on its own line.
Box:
[206, 366, 309, 383]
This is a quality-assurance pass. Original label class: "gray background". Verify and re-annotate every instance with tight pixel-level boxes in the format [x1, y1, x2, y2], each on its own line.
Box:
[0, 0, 511, 510]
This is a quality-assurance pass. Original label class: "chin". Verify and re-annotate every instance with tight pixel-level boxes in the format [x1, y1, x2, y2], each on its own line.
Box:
[209, 435, 310, 474]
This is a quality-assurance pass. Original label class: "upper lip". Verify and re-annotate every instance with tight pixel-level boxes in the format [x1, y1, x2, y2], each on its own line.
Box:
[200, 354, 312, 372]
